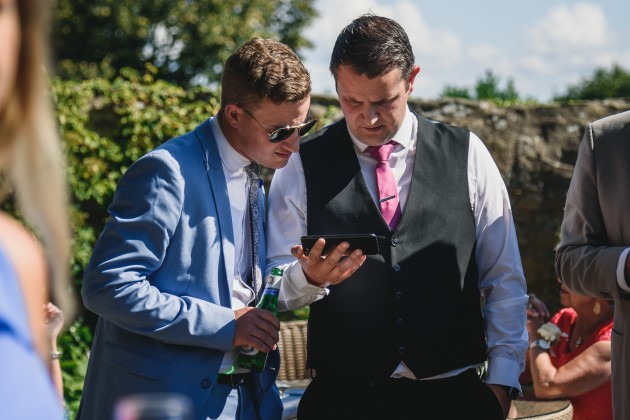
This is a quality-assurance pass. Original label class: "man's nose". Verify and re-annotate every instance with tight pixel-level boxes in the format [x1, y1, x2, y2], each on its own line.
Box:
[363, 105, 378, 125]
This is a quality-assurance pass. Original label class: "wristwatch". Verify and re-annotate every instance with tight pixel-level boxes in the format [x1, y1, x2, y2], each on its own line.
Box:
[497, 385, 520, 400]
[529, 338, 551, 350]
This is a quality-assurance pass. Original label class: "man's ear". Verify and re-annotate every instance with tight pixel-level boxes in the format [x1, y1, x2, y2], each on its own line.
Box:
[223, 103, 242, 128]
[407, 65, 421, 94]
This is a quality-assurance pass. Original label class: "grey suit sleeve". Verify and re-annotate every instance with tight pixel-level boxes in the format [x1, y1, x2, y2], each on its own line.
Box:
[556, 123, 625, 299]
[82, 151, 235, 351]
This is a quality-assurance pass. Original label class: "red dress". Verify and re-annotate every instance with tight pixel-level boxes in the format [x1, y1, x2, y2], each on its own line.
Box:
[549, 308, 613, 420]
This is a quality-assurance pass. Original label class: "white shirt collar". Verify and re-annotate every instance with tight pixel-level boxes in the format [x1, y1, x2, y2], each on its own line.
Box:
[349, 106, 414, 152]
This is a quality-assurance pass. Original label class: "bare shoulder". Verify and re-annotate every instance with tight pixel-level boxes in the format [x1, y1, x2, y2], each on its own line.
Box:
[0, 212, 48, 350]
[0, 212, 47, 281]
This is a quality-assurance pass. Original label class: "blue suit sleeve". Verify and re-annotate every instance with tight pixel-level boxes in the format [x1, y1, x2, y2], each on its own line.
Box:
[82, 151, 235, 351]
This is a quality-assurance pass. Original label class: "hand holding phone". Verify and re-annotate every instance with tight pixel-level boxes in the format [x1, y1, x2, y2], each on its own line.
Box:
[300, 233, 380, 256]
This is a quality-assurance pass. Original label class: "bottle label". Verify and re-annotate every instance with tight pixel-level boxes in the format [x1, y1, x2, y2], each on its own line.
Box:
[266, 273, 283, 287]
[240, 345, 259, 356]
[262, 288, 279, 297]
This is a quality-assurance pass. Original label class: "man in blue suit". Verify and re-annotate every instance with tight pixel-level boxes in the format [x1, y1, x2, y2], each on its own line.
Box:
[78, 38, 313, 419]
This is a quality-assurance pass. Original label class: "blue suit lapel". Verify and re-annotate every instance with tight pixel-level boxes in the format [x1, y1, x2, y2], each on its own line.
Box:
[194, 118, 236, 295]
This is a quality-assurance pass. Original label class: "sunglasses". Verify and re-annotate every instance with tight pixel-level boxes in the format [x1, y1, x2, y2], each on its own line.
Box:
[240, 106, 317, 143]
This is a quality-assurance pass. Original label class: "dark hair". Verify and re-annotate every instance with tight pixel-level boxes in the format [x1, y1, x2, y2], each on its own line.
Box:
[221, 38, 311, 111]
[330, 14, 415, 84]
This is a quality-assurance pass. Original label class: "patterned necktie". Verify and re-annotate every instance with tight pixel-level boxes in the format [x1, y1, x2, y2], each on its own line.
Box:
[244, 163, 263, 302]
[366, 141, 401, 229]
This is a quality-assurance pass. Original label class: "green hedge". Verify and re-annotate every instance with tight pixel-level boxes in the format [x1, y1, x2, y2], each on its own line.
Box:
[54, 72, 221, 281]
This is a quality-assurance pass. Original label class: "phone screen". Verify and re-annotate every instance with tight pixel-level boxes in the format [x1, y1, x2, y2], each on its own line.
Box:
[300, 234, 380, 256]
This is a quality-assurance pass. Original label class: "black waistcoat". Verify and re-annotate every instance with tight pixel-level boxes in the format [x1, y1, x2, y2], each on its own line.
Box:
[299, 114, 487, 379]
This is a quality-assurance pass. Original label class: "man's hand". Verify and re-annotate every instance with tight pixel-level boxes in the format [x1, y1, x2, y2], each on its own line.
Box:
[291, 238, 367, 287]
[525, 293, 549, 340]
[233, 307, 280, 352]
[526, 293, 550, 321]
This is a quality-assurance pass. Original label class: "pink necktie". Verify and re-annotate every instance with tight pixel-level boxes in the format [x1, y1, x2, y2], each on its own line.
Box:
[366, 142, 401, 229]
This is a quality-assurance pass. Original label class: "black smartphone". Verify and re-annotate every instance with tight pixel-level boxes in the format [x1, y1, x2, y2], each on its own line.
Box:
[300, 233, 380, 256]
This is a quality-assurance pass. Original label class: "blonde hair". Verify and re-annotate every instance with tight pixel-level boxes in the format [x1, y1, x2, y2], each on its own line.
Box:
[220, 37, 311, 110]
[0, 0, 74, 320]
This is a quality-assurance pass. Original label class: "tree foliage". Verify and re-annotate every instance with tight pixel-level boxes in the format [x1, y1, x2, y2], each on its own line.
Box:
[475, 70, 519, 102]
[52, 0, 317, 86]
[439, 85, 472, 100]
[53, 72, 221, 281]
[58, 319, 92, 418]
[553, 64, 630, 101]
[440, 70, 521, 104]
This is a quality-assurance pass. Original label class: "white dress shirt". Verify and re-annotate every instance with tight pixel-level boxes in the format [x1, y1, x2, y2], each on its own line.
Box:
[266, 107, 528, 389]
[210, 117, 256, 372]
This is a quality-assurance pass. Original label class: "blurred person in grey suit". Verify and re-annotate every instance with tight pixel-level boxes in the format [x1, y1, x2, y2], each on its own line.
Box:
[556, 109, 630, 420]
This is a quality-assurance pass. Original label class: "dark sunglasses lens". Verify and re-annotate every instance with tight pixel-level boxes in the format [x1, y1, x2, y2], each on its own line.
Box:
[269, 128, 293, 143]
[269, 119, 317, 143]
[298, 119, 317, 136]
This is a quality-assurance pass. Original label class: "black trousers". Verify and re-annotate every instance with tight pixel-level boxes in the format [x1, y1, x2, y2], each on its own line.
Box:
[297, 368, 504, 420]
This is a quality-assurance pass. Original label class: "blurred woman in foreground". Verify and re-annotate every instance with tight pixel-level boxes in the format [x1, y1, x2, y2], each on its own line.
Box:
[0, 0, 73, 417]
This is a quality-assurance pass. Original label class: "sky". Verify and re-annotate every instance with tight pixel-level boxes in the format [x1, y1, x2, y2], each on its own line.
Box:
[298, 0, 630, 102]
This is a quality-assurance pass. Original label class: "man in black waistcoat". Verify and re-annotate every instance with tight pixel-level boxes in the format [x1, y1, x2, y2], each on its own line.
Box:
[266, 14, 528, 420]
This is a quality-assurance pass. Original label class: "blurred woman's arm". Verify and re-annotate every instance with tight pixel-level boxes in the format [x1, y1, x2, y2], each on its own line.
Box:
[528, 341, 611, 399]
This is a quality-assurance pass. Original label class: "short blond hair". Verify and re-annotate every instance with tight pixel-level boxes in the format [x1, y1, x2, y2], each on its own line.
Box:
[220, 38, 311, 111]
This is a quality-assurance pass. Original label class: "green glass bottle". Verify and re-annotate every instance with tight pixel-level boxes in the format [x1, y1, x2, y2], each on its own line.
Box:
[236, 267, 284, 372]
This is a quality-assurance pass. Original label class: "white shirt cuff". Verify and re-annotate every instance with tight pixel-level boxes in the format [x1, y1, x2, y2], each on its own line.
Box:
[616, 248, 630, 293]
[277, 262, 328, 311]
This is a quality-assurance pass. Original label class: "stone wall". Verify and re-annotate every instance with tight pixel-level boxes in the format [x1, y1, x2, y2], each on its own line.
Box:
[308, 96, 630, 308]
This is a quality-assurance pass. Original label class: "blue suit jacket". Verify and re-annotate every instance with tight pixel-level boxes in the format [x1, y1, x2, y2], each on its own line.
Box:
[78, 118, 282, 419]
